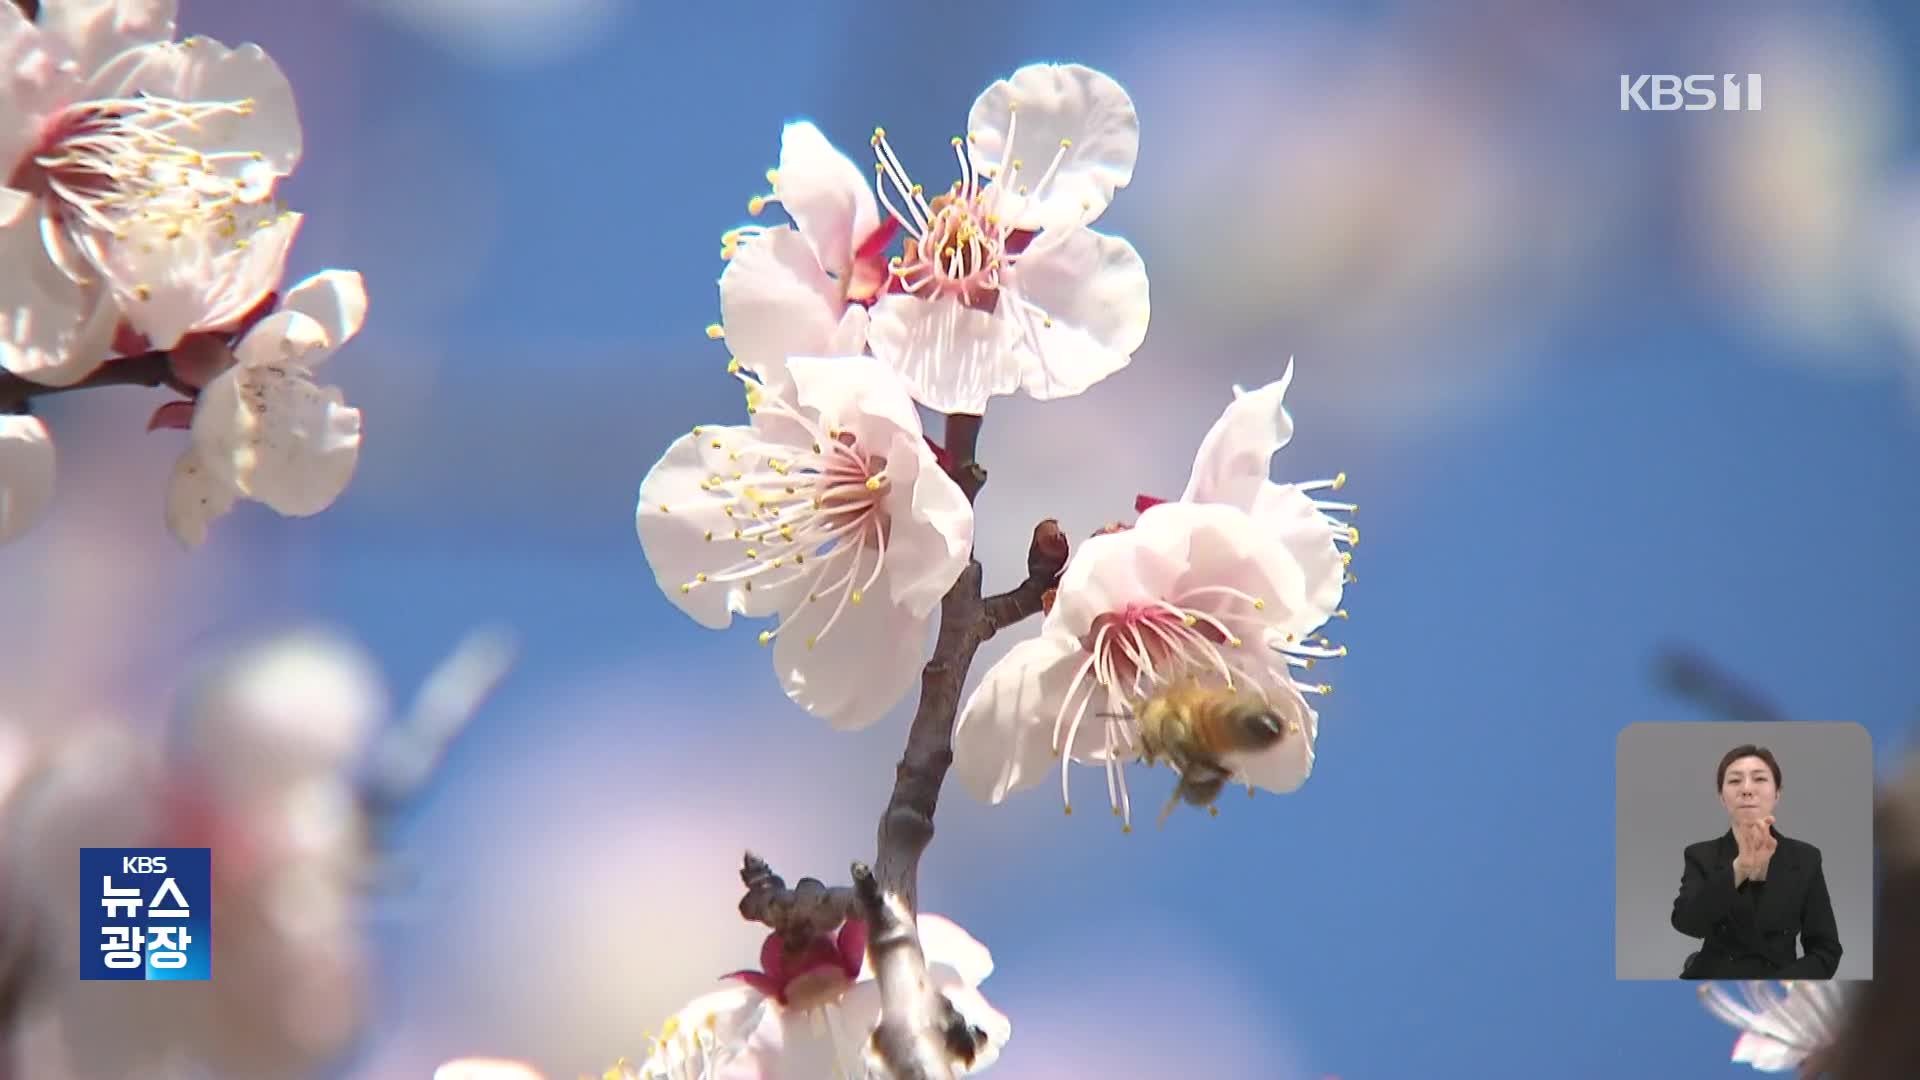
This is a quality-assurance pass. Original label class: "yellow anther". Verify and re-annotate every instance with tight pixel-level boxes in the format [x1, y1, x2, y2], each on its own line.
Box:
[694, 573, 708, 583]
[679, 584, 692, 594]
[1333, 609, 1349, 619]
[134, 284, 152, 301]
[805, 636, 818, 650]
[658, 503, 671, 514]
[1332, 472, 1348, 490]
[1349, 527, 1361, 545]
[727, 357, 742, 374]
[1060, 137, 1072, 148]
[1011, 159, 1023, 171]
[1341, 551, 1353, 565]
[779, 525, 794, 541]
[872, 126, 886, 141]
[703, 530, 713, 541]
[758, 631, 773, 646]
[765, 168, 779, 186]
[1209, 805, 1220, 817]
[951, 136, 963, 146]
[1181, 614, 1197, 627]
[744, 548, 759, 559]
[865, 477, 882, 491]
[1252, 598, 1266, 610]
[711, 440, 723, 449]
[747, 195, 766, 216]
[1229, 636, 1243, 648]
[850, 590, 864, 605]
[706, 324, 725, 340]
[1063, 804, 1073, 816]
[1122, 823, 1133, 834]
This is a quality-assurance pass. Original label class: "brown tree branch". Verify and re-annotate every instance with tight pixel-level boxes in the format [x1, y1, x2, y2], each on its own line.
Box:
[732, 411, 1068, 1078]
[1823, 739, 1920, 1079]
[1653, 646, 1788, 725]
[9, 0, 38, 23]
[0, 352, 181, 413]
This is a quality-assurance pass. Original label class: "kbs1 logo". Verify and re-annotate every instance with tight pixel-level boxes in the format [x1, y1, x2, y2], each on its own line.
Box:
[80, 848, 211, 981]
[1620, 74, 1763, 112]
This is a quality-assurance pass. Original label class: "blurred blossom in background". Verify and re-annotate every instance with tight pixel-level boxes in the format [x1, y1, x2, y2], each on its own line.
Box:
[5, 0, 1920, 1078]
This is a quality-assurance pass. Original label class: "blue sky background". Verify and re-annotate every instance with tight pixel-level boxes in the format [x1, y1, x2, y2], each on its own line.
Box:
[10, 0, 1920, 1077]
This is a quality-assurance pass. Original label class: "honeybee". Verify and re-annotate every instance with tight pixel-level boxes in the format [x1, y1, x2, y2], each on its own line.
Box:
[1130, 680, 1290, 827]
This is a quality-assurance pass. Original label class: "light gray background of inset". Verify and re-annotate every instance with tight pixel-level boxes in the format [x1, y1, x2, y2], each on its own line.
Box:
[1615, 721, 1874, 980]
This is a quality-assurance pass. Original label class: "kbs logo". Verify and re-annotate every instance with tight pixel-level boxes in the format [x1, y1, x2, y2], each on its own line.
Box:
[1620, 74, 1763, 112]
[80, 848, 211, 981]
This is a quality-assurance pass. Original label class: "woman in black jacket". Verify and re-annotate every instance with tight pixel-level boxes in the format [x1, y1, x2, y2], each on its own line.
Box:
[1671, 743, 1843, 979]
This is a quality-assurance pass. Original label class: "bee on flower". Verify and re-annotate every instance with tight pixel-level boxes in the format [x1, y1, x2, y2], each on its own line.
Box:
[952, 362, 1352, 827]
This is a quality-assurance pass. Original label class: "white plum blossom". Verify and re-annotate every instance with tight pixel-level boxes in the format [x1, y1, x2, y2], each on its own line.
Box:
[952, 500, 1343, 828]
[165, 268, 367, 547]
[1148, 358, 1357, 635]
[717, 121, 891, 396]
[430, 918, 1008, 1080]
[864, 62, 1150, 414]
[636, 915, 1007, 1079]
[95, 200, 303, 354]
[0, 412, 57, 544]
[636, 353, 973, 731]
[0, 1, 302, 384]
[1699, 981, 1848, 1073]
[953, 366, 1354, 826]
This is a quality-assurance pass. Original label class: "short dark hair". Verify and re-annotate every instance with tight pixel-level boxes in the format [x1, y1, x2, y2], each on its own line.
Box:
[1717, 744, 1782, 791]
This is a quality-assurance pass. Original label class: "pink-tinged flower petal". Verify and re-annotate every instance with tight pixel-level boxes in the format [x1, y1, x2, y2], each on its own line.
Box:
[635, 425, 792, 629]
[719, 227, 844, 390]
[967, 63, 1140, 231]
[742, 1001, 863, 1080]
[37, 0, 177, 76]
[146, 399, 194, 431]
[232, 309, 331, 370]
[1180, 367, 1297, 512]
[0, 413, 56, 544]
[1246, 482, 1346, 636]
[191, 346, 361, 516]
[867, 294, 1021, 415]
[1008, 227, 1150, 401]
[774, 120, 879, 276]
[281, 269, 367, 351]
[771, 583, 932, 731]
[1044, 521, 1188, 639]
[929, 975, 1011, 1073]
[639, 983, 769, 1078]
[914, 915, 993, 987]
[953, 632, 1100, 804]
[98, 208, 301, 351]
[785, 353, 925, 449]
[1730, 1031, 1804, 1071]
[87, 35, 302, 199]
[0, 217, 109, 386]
[163, 447, 236, 548]
[0, 188, 32, 228]
[875, 428, 971, 619]
[433, 1059, 545, 1080]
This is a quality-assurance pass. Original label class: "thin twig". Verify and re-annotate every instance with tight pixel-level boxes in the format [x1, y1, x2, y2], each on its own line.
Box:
[737, 853, 860, 940]
[1653, 646, 1788, 724]
[733, 413, 1067, 1077]
[0, 352, 178, 412]
[1823, 739, 1920, 1079]
[8, 0, 38, 22]
[861, 413, 1066, 1079]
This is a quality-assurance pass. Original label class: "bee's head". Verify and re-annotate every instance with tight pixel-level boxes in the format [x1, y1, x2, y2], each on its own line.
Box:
[1226, 702, 1288, 749]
